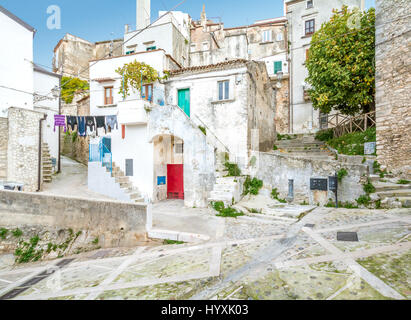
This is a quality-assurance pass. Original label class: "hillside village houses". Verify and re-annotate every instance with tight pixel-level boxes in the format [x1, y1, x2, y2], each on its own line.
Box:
[79, 0, 369, 207]
[0, 5, 61, 192]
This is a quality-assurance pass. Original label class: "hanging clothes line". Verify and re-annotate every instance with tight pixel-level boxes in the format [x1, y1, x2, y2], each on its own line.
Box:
[54, 115, 119, 138]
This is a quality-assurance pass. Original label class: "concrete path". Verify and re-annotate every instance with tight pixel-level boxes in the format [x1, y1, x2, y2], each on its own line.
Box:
[41, 156, 116, 201]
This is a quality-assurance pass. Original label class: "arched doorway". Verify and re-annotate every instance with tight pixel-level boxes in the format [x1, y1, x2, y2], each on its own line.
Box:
[152, 134, 184, 202]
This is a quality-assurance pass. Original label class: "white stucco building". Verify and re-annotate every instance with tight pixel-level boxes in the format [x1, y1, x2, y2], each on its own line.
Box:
[124, 6, 191, 67]
[0, 5, 36, 115]
[285, 0, 363, 133]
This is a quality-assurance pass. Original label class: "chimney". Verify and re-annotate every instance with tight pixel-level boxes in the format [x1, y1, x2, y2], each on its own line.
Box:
[137, 0, 151, 30]
[125, 24, 130, 33]
[201, 4, 207, 31]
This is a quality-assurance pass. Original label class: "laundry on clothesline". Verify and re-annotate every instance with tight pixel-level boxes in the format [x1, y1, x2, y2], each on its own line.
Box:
[55, 115, 119, 138]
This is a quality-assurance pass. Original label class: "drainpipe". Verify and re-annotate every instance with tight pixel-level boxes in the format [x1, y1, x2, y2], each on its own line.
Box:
[37, 114, 47, 192]
[58, 81, 62, 173]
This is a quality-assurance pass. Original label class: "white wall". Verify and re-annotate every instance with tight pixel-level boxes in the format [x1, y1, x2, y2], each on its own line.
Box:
[287, 0, 362, 133]
[110, 124, 154, 201]
[33, 69, 60, 166]
[89, 50, 167, 117]
[0, 11, 34, 115]
[165, 67, 250, 166]
[259, 52, 289, 77]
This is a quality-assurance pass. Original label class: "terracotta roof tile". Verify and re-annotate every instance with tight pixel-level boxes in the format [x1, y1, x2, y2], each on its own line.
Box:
[169, 59, 249, 76]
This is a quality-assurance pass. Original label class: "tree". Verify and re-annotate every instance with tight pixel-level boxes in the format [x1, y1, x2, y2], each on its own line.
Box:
[61, 77, 89, 104]
[305, 6, 375, 115]
[115, 60, 169, 98]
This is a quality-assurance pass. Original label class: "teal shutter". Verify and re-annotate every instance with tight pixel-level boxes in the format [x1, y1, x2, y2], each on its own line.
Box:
[178, 89, 190, 117]
[274, 61, 282, 74]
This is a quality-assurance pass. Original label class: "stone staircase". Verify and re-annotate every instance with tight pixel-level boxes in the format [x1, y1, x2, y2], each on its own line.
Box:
[369, 174, 411, 208]
[109, 162, 144, 203]
[274, 134, 334, 159]
[208, 156, 245, 207]
[42, 143, 53, 183]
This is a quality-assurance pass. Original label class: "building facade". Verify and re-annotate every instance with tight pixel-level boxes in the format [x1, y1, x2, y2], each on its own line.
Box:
[375, 0, 411, 178]
[285, 0, 362, 134]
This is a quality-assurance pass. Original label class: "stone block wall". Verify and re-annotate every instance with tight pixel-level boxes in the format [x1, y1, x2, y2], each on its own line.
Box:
[7, 108, 45, 192]
[253, 152, 368, 205]
[0, 117, 8, 180]
[0, 190, 148, 248]
[375, 0, 411, 178]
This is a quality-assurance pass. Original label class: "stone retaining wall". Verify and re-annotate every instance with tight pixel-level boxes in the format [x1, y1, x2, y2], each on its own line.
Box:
[253, 152, 368, 205]
[0, 190, 148, 248]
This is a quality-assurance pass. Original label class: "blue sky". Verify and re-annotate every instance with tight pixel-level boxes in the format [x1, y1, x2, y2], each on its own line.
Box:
[0, 0, 375, 70]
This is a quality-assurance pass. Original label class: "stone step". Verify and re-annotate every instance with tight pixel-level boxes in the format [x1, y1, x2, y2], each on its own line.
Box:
[214, 184, 237, 192]
[119, 181, 132, 189]
[397, 197, 411, 208]
[374, 183, 411, 192]
[377, 189, 411, 199]
[115, 176, 129, 184]
[216, 177, 241, 185]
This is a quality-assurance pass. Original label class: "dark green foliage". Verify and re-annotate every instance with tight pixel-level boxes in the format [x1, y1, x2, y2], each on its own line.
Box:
[356, 195, 371, 206]
[326, 200, 358, 209]
[0, 228, 8, 240]
[363, 180, 376, 194]
[337, 168, 348, 182]
[224, 162, 241, 177]
[271, 188, 287, 203]
[212, 202, 244, 218]
[14, 236, 43, 264]
[198, 126, 206, 135]
[164, 240, 185, 245]
[326, 128, 376, 155]
[397, 180, 411, 185]
[315, 129, 334, 142]
[306, 6, 375, 115]
[273, 145, 278, 151]
[243, 177, 263, 196]
[61, 76, 89, 104]
[277, 134, 295, 141]
[12, 228, 23, 238]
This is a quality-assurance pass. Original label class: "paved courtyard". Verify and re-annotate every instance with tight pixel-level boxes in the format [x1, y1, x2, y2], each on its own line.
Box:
[0, 203, 409, 300]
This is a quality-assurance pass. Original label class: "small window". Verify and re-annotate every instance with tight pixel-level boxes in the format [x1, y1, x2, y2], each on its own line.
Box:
[126, 50, 135, 55]
[262, 30, 272, 43]
[274, 61, 283, 74]
[174, 143, 184, 154]
[307, 0, 314, 9]
[218, 80, 230, 101]
[305, 19, 315, 36]
[202, 42, 209, 51]
[190, 44, 196, 52]
[141, 84, 153, 102]
[276, 33, 284, 42]
[146, 46, 156, 51]
[104, 87, 113, 105]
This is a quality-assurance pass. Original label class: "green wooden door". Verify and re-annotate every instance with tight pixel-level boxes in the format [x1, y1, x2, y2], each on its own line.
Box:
[178, 89, 190, 117]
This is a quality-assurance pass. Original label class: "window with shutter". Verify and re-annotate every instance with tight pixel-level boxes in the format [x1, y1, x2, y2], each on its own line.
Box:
[274, 61, 283, 74]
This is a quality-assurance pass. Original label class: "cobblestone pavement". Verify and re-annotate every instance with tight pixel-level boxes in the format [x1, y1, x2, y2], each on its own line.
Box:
[0, 205, 409, 300]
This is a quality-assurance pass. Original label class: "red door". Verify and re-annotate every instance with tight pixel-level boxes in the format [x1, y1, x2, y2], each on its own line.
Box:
[167, 164, 184, 200]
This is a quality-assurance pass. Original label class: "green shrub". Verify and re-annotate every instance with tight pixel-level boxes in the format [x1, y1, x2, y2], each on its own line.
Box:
[243, 177, 263, 196]
[337, 168, 348, 182]
[71, 131, 78, 143]
[164, 240, 185, 245]
[273, 145, 278, 151]
[0, 228, 8, 240]
[198, 126, 206, 135]
[363, 180, 376, 194]
[397, 179, 411, 185]
[12, 228, 23, 238]
[212, 201, 244, 218]
[271, 188, 287, 203]
[224, 162, 241, 177]
[356, 195, 371, 206]
[315, 129, 334, 142]
[326, 128, 376, 155]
